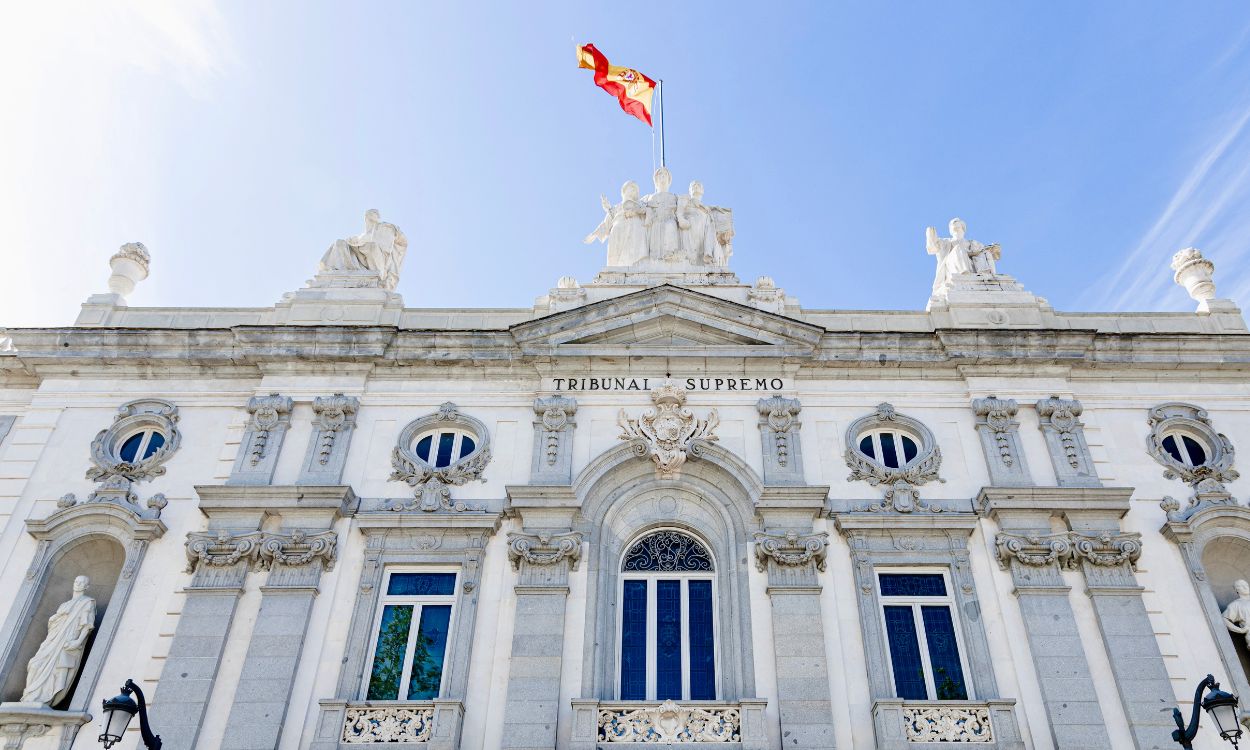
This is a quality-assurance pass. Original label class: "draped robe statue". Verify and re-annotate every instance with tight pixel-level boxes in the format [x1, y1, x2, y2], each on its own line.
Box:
[584, 181, 647, 266]
[677, 181, 719, 264]
[318, 209, 409, 291]
[1224, 579, 1250, 649]
[644, 167, 682, 262]
[925, 218, 1000, 294]
[21, 575, 96, 706]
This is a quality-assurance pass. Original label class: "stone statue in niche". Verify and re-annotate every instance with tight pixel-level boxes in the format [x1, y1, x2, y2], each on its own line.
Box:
[317, 209, 409, 291]
[587, 170, 734, 269]
[925, 218, 1001, 295]
[20, 575, 96, 706]
[585, 181, 648, 266]
[1223, 579, 1250, 649]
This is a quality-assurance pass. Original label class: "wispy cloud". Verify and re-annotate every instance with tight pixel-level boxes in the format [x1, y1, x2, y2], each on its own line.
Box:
[1085, 27, 1250, 313]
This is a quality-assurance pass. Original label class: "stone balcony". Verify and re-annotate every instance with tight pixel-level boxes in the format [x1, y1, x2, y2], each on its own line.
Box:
[570, 699, 769, 749]
[315, 699, 463, 749]
[871, 699, 1024, 749]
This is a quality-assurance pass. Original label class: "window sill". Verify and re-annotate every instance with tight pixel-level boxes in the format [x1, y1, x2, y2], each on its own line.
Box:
[871, 699, 1023, 749]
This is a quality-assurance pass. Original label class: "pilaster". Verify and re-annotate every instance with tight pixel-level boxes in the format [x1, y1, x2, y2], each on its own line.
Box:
[1035, 396, 1101, 487]
[227, 393, 293, 485]
[297, 394, 359, 484]
[757, 395, 805, 485]
[529, 396, 577, 484]
[971, 397, 1032, 487]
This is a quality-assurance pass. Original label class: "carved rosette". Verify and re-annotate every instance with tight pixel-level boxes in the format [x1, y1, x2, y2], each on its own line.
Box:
[245, 393, 293, 465]
[312, 393, 359, 466]
[994, 532, 1074, 570]
[753, 531, 828, 572]
[506, 531, 583, 570]
[389, 402, 490, 512]
[619, 382, 719, 478]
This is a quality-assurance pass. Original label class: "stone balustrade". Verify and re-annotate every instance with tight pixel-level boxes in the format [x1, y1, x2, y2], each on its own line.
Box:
[341, 702, 436, 743]
[570, 699, 768, 749]
[872, 700, 1024, 749]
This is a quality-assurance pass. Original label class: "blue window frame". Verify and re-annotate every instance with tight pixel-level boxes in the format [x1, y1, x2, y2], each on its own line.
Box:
[619, 531, 717, 700]
[877, 570, 971, 701]
[365, 570, 457, 701]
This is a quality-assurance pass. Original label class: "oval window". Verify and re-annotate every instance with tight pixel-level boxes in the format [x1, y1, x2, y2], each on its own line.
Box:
[1161, 432, 1209, 468]
[117, 429, 166, 462]
[413, 429, 477, 468]
[858, 429, 919, 469]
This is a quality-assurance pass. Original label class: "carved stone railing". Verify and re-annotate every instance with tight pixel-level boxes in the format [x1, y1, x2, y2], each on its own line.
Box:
[571, 699, 768, 750]
[341, 702, 435, 744]
[872, 700, 1024, 749]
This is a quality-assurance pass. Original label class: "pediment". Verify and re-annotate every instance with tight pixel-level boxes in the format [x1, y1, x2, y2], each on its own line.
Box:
[510, 285, 824, 357]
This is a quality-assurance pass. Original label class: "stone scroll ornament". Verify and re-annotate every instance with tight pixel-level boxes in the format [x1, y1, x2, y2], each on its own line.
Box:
[844, 403, 944, 513]
[389, 403, 490, 512]
[506, 531, 583, 570]
[184, 530, 337, 572]
[86, 398, 181, 508]
[598, 700, 741, 743]
[753, 531, 829, 572]
[618, 381, 719, 478]
[245, 393, 293, 466]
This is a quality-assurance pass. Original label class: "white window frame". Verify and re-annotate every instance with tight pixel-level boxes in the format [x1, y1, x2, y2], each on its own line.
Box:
[361, 567, 459, 701]
[858, 428, 920, 470]
[1161, 429, 1210, 468]
[875, 567, 975, 701]
[615, 532, 720, 702]
[116, 428, 166, 462]
[412, 428, 478, 469]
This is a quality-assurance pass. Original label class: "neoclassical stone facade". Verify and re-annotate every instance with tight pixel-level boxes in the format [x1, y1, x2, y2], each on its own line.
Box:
[0, 200, 1248, 750]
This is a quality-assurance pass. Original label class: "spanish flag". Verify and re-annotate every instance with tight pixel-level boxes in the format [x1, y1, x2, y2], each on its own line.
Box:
[577, 43, 656, 126]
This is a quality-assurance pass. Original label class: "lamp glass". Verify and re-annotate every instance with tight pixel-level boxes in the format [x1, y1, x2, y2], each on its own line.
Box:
[99, 694, 136, 746]
[1203, 692, 1241, 740]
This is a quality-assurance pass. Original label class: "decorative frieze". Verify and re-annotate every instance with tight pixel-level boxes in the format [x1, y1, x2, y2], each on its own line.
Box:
[184, 529, 337, 574]
[598, 700, 740, 743]
[618, 381, 719, 478]
[228, 393, 293, 485]
[342, 704, 434, 743]
[1035, 396, 1100, 487]
[757, 394, 804, 484]
[298, 393, 359, 484]
[902, 704, 993, 743]
[530, 395, 577, 483]
[971, 396, 1032, 487]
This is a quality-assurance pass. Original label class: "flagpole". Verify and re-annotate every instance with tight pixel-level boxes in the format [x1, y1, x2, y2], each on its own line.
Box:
[658, 79, 666, 169]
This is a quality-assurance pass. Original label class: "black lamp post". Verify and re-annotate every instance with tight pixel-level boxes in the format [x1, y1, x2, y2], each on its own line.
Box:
[1173, 674, 1242, 749]
[98, 679, 162, 749]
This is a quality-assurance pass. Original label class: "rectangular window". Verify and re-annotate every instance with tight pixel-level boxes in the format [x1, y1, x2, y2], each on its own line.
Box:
[877, 570, 970, 701]
[365, 570, 457, 701]
[618, 577, 716, 700]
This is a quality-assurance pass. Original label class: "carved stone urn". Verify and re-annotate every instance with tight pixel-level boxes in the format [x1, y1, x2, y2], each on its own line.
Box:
[108, 242, 151, 297]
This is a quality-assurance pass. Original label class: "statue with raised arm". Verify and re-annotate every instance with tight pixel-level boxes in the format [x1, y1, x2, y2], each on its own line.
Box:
[20, 575, 96, 706]
[318, 209, 409, 291]
[644, 167, 682, 262]
[1224, 579, 1250, 649]
[925, 218, 1000, 295]
[585, 181, 647, 267]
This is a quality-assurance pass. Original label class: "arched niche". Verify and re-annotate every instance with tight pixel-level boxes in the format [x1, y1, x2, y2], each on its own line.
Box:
[0, 500, 164, 735]
[573, 442, 761, 701]
[1165, 504, 1250, 710]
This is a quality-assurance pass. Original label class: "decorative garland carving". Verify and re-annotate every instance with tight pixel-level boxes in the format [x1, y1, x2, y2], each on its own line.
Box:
[389, 402, 490, 512]
[245, 393, 292, 465]
[535, 395, 576, 467]
[753, 531, 828, 572]
[342, 705, 434, 743]
[618, 381, 719, 478]
[972, 396, 1018, 466]
[312, 393, 359, 466]
[185, 529, 337, 572]
[1035, 396, 1083, 470]
[757, 394, 800, 468]
[902, 705, 993, 743]
[845, 404, 943, 513]
[259, 529, 338, 570]
[507, 531, 582, 570]
[598, 700, 740, 743]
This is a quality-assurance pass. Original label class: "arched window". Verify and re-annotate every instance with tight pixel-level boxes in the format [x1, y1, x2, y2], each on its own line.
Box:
[618, 530, 717, 701]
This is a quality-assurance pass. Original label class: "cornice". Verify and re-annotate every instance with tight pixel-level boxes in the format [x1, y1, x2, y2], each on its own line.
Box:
[193, 484, 356, 518]
[977, 486, 1134, 519]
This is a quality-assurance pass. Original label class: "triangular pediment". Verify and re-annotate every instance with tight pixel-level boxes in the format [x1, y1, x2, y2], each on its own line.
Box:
[510, 285, 824, 357]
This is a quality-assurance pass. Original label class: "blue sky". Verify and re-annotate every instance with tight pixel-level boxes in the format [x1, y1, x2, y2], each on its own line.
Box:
[3, 1, 1250, 326]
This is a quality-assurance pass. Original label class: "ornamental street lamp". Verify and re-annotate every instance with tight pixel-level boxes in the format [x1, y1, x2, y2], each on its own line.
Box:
[1172, 673, 1242, 749]
[98, 679, 162, 749]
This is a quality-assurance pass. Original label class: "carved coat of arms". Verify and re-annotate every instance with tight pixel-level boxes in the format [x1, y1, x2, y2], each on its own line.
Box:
[618, 382, 719, 477]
